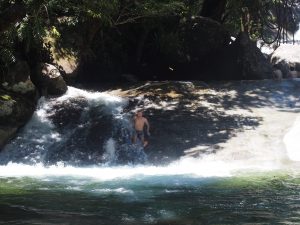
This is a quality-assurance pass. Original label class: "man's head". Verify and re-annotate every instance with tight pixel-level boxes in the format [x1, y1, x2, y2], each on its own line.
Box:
[136, 110, 143, 117]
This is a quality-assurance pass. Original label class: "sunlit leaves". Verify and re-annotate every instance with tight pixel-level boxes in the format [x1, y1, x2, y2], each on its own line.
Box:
[0, 46, 16, 67]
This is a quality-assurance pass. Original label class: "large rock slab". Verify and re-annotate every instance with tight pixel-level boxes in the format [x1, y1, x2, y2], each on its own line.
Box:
[113, 79, 300, 164]
[2, 79, 300, 164]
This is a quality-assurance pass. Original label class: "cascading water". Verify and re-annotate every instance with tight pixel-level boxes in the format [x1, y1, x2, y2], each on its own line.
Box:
[0, 87, 147, 166]
[1, 82, 300, 225]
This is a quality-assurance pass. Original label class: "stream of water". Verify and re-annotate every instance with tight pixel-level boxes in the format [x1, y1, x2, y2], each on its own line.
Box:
[1, 85, 300, 224]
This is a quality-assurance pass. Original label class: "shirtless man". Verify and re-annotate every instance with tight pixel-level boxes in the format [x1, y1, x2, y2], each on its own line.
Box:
[132, 110, 150, 147]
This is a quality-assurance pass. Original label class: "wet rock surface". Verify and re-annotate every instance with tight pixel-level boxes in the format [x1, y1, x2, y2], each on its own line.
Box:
[2, 79, 300, 165]
[112, 80, 300, 164]
[44, 97, 114, 165]
[0, 89, 37, 149]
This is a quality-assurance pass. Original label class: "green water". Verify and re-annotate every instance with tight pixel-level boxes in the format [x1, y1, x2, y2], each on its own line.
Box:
[1, 173, 300, 225]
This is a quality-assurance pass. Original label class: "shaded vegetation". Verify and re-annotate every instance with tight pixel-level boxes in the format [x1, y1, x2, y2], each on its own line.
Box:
[0, 0, 299, 82]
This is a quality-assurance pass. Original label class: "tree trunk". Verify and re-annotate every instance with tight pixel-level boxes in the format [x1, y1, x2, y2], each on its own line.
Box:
[200, 0, 228, 22]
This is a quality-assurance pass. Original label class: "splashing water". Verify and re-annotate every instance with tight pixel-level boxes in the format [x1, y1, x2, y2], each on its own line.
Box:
[0, 87, 142, 165]
[102, 138, 117, 163]
[284, 115, 300, 161]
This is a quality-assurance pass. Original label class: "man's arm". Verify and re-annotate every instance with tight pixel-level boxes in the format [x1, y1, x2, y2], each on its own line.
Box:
[144, 118, 150, 134]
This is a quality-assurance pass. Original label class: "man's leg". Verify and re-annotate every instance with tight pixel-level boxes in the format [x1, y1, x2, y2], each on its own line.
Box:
[132, 132, 137, 144]
[140, 135, 149, 147]
[137, 132, 146, 147]
[143, 130, 149, 147]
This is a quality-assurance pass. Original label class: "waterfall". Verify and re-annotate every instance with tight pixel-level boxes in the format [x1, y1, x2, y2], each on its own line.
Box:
[102, 138, 117, 163]
[0, 87, 147, 166]
[0, 82, 300, 178]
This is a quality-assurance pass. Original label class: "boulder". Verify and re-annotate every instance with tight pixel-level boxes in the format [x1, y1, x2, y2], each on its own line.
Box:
[271, 44, 300, 77]
[233, 32, 274, 79]
[0, 127, 17, 149]
[2, 60, 30, 84]
[54, 54, 79, 76]
[0, 91, 36, 126]
[0, 88, 36, 149]
[138, 16, 231, 80]
[1, 60, 36, 98]
[180, 16, 230, 62]
[2, 80, 36, 97]
[210, 32, 274, 80]
[33, 63, 68, 96]
[273, 61, 290, 78]
[0, 60, 38, 150]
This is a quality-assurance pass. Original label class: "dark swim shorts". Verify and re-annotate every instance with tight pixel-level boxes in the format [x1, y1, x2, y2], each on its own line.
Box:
[135, 130, 144, 139]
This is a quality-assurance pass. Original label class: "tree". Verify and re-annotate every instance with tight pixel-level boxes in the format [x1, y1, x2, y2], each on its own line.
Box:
[1, 0, 299, 82]
[200, 0, 227, 22]
[219, 0, 300, 43]
[0, 1, 26, 33]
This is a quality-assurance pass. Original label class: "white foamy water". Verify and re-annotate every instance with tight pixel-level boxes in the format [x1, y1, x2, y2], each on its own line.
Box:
[0, 150, 298, 181]
[284, 115, 300, 161]
[0, 160, 232, 179]
[58, 86, 124, 104]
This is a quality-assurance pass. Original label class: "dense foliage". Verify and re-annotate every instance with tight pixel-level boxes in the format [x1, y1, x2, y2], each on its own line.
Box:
[0, 0, 299, 81]
[224, 0, 300, 43]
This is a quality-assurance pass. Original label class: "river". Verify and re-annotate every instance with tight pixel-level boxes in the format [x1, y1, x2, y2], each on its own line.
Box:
[0, 82, 300, 224]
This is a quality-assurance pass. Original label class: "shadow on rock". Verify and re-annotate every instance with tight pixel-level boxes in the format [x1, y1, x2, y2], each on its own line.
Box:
[117, 80, 300, 164]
